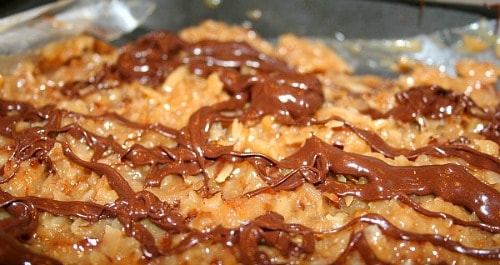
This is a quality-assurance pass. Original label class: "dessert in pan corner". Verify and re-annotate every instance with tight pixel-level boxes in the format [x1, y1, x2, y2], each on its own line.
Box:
[0, 20, 499, 264]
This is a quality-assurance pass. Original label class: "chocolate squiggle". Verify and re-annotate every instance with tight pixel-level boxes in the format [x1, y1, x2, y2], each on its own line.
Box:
[1, 30, 499, 264]
[363, 85, 500, 143]
[342, 120, 500, 174]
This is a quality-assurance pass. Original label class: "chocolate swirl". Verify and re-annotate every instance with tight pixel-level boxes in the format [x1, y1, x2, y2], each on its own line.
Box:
[0, 29, 499, 264]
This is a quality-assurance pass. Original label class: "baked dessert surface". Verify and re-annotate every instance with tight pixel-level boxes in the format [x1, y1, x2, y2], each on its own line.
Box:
[0, 20, 499, 264]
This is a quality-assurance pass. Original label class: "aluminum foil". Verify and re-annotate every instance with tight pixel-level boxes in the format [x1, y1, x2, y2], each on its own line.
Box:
[0, 0, 156, 55]
[325, 19, 499, 77]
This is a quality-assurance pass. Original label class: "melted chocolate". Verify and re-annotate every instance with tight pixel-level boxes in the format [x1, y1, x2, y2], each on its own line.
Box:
[364, 85, 500, 144]
[343, 121, 500, 174]
[1, 30, 499, 264]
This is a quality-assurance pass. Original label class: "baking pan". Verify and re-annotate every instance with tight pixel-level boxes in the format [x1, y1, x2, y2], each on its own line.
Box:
[125, 0, 497, 41]
[0, 0, 496, 40]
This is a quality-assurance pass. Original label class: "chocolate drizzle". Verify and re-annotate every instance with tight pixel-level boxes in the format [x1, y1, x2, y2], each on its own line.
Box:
[364, 85, 500, 143]
[343, 121, 500, 174]
[0, 30, 499, 264]
[280, 136, 499, 229]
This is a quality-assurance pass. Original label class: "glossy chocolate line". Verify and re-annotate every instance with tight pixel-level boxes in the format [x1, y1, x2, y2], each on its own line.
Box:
[363, 85, 500, 144]
[62, 142, 135, 198]
[342, 120, 500, 173]
[273, 136, 500, 229]
[398, 194, 496, 232]
[64, 31, 325, 126]
[327, 213, 500, 263]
